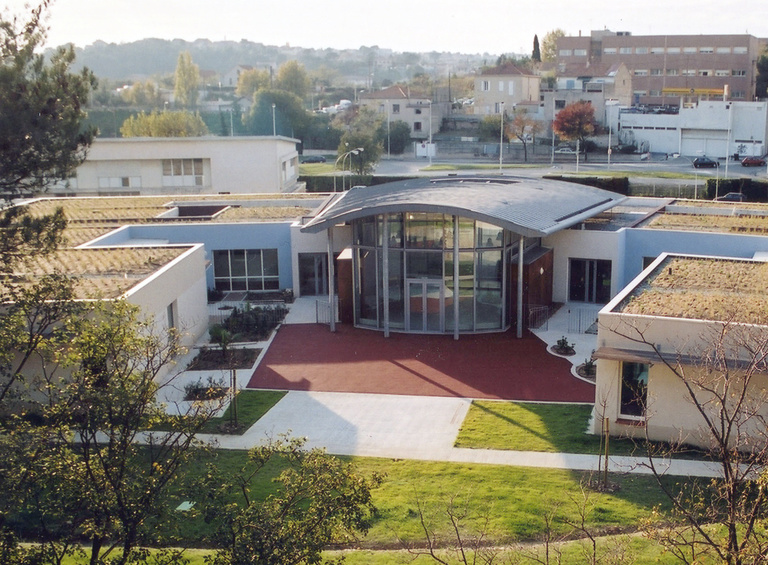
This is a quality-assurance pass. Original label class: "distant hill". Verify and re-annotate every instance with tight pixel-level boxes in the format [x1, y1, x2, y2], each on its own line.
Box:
[57, 38, 493, 83]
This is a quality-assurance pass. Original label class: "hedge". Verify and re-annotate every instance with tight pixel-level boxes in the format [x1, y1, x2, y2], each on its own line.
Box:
[542, 175, 630, 196]
[705, 177, 768, 202]
[300, 175, 417, 192]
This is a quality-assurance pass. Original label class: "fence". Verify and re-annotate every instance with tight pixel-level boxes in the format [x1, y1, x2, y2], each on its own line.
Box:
[567, 306, 601, 334]
[527, 305, 550, 330]
[315, 297, 340, 325]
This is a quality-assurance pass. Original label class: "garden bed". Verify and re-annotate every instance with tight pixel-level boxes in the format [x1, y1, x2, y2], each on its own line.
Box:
[186, 348, 260, 371]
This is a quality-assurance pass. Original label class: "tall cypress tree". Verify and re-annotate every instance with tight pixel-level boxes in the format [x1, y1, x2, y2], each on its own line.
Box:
[532, 35, 541, 62]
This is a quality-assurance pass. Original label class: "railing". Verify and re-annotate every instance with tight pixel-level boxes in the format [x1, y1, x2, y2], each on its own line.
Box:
[527, 305, 550, 330]
[567, 306, 602, 334]
[315, 297, 340, 325]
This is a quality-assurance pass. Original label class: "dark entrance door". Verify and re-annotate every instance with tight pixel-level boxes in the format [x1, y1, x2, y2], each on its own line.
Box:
[568, 259, 611, 303]
[299, 253, 327, 296]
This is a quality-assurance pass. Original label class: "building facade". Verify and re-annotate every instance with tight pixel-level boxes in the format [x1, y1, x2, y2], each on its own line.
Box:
[62, 136, 301, 196]
[473, 64, 541, 116]
[359, 85, 442, 142]
[556, 30, 767, 105]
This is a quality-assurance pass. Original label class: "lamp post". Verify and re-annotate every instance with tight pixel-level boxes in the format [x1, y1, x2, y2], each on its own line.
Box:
[428, 101, 433, 166]
[334, 146, 364, 191]
[499, 101, 505, 173]
[271, 103, 276, 136]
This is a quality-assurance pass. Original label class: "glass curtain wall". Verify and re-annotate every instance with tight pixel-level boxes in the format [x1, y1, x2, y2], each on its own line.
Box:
[353, 213, 510, 334]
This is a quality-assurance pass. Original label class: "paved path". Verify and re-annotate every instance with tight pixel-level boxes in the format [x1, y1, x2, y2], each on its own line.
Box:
[192, 390, 723, 478]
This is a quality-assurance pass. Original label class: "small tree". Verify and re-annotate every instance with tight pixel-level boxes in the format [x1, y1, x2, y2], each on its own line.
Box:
[532, 34, 542, 63]
[385, 120, 412, 155]
[246, 89, 310, 138]
[541, 29, 566, 63]
[173, 51, 200, 109]
[607, 316, 768, 565]
[756, 47, 768, 100]
[337, 107, 384, 174]
[203, 436, 382, 565]
[508, 109, 543, 162]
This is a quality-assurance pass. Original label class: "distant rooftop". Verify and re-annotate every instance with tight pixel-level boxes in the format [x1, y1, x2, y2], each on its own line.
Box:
[641, 200, 768, 234]
[616, 255, 768, 324]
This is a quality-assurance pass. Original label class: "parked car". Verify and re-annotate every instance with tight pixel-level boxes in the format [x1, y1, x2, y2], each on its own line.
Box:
[741, 156, 767, 167]
[300, 155, 326, 163]
[693, 156, 719, 169]
[554, 147, 577, 154]
[714, 192, 746, 202]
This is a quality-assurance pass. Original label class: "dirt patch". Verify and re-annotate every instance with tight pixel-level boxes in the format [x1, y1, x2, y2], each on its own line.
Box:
[186, 348, 260, 371]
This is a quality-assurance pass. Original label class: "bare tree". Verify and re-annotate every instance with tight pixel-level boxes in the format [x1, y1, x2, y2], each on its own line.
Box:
[607, 317, 768, 565]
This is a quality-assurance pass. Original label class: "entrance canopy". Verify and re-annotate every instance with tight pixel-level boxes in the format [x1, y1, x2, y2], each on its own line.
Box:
[301, 176, 624, 237]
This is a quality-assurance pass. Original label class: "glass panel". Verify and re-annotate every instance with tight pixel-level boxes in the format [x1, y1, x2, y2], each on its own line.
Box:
[214, 279, 231, 292]
[408, 282, 423, 332]
[162, 160, 172, 176]
[263, 278, 280, 290]
[595, 260, 612, 303]
[458, 279, 474, 331]
[387, 250, 404, 328]
[569, 259, 587, 302]
[406, 213, 445, 249]
[246, 250, 263, 277]
[247, 278, 263, 291]
[193, 158, 203, 175]
[356, 217, 377, 247]
[426, 283, 442, 332]
[262, 249, 279, 276]
[620, 362, 648, 417]
[230, 250, 246, 277]
[477, 250, 502, 286]
[172, 159, 182, 175]
[477, 221, 503, 248]
[386, 214, 403, 248]
[406, 251, 443, 278]
[231, 277, 247, 291]
[358, 249, 378, 325]
[476, 288, 502, 329]
[458, 218, 474, 248]
[213, 250, 230, 278]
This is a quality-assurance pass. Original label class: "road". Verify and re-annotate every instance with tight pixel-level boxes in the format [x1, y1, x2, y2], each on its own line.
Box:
[372, 153, 768, 180]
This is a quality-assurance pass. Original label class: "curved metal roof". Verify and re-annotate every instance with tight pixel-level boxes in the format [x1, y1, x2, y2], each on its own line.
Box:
[301, 176, 625, 237]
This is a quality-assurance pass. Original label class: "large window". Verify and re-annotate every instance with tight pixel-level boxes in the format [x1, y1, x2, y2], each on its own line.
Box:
[569, 259, 611, 303]
[162, 158, 203, 187]
[213, 249, 279, 292]
[620, 362, 649, 418]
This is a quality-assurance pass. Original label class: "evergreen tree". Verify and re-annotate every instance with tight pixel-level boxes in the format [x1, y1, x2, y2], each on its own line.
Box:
[532, 35, 541, 62]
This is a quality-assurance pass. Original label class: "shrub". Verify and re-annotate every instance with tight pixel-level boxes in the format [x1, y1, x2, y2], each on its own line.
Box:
[184, 375, 228, 401]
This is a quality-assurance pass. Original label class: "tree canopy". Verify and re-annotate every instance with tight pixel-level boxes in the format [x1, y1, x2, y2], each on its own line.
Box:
[553, 101, 596, 143]
[246, 89, 309, 137]
[541, 28, 566, 62]
[120, 110, 209, 137]
[173, 51, 199, 109]
[337, 107, 384, 174]
[756, 47, 768, 99]
[274, 60, 310, 100]
[0, 2, 96, 195]
[235, 67, 270, 99]
[532, 34, 541, 63]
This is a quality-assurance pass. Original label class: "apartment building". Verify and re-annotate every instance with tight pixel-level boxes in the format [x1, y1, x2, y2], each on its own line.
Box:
[556, 30, 767, 105]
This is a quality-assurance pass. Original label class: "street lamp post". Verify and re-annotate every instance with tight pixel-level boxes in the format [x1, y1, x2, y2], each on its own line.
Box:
[271, 103, 276, 136]
[334, 146, 364, 192]
[428, 101, 433, 167]
[499, 102, 505, 173]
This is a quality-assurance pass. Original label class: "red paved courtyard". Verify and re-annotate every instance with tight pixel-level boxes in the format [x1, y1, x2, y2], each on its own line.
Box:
[247, 324, 594, 403]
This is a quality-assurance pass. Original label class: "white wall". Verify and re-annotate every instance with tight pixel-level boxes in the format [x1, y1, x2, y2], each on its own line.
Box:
[543, 228, 625, 303]
[73, 137, 300, 195]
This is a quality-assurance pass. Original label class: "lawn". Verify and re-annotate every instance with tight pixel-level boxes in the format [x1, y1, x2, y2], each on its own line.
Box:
[164, 449, 678, 549]
[199, 389, 286, 434]
[455, 401, 706, 458]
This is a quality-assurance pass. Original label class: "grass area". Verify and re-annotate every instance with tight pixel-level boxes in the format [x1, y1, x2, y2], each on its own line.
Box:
[299, 162, 336, 175]
[165, 450, 677, 548]
[455, 401, 707, 458]
[199, 389, 286, 434]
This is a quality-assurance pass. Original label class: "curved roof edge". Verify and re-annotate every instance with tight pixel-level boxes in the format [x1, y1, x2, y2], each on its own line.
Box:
[300, 176, 625, 237]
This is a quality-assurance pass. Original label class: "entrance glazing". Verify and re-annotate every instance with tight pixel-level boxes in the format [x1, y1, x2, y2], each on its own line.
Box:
[406, 279, 444, 332]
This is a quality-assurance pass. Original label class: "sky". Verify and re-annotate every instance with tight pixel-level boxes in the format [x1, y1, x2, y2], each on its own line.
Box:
[4, 0, 768, 55]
